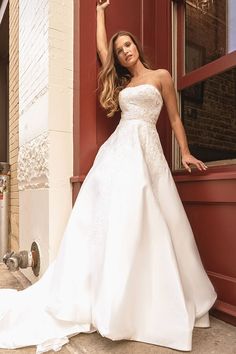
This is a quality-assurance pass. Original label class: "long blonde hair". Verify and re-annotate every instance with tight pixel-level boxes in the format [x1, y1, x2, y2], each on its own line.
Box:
[98, 31, 150, 117]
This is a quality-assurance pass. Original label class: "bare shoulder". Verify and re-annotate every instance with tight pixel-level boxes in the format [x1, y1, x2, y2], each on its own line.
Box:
[153, 69, 175, 97]
[146, 69, 173, 94]
[141, 69, 173, 93]
[154, 69, 173, 83]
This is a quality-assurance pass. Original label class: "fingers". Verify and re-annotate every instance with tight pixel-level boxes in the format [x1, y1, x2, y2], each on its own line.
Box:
[195, 160, 207, 171]
[201, 161, 208, 170]
[97, 0, 110, 7]
[183, 161, 191, 173]
[182, 158, 207, 173]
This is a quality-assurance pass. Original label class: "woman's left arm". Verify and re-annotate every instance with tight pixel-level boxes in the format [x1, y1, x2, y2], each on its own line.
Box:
[158, 70, 207, 173]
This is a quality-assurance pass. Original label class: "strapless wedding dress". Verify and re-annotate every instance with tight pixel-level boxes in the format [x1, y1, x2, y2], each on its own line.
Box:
[0, 84, 217, 353]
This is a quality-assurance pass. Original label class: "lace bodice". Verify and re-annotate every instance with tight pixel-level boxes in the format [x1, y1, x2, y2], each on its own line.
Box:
[119, 84, 163, 125]
[95, 82, 168, 189]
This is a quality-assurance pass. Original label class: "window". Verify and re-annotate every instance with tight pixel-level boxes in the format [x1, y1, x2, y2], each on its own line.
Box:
[176, 0, 236, 167]
[185, 0, 236, 73]
[182, 68, 236, 162]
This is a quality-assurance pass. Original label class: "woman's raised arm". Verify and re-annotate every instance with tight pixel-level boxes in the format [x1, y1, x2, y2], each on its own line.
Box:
[96, 0, 110, 66]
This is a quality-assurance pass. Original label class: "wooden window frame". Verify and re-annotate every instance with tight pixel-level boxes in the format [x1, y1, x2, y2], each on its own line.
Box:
[174, 0, 236, 173]
[177, 0, 236, 89]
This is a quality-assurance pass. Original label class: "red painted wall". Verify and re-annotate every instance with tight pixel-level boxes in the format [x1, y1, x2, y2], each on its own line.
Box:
[174, 166, 236, 325]
[73, 0, 172, 190]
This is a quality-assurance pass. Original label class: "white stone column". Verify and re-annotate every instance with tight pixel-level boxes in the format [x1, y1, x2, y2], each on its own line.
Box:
[18, 0, 73, 281]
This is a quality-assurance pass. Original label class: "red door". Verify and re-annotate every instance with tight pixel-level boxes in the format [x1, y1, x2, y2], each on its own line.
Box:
[72, 0, 172, 201]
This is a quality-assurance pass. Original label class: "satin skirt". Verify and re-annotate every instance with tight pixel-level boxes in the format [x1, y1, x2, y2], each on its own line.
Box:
[0, 119, 217, 353]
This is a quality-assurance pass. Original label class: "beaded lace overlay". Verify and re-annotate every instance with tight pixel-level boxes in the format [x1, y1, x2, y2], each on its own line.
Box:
[119, 84, 168, 181]
[119, 84, 163, 125]
[94, 84, 168, 202]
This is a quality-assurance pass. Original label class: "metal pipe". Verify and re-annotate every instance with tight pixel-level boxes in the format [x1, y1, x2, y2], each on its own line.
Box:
[0, 162, 10, 260]
[3, 242, 41, 276]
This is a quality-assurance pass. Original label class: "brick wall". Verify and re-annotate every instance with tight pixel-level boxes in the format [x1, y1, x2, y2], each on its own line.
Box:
[9, 0, 19, 251]
[183, 69, 236, 160]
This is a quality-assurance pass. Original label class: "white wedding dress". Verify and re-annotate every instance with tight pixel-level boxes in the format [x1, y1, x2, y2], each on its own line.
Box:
[0, 84, 217, 353]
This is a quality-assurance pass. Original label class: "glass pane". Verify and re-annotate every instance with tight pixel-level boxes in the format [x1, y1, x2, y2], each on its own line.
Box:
[228, 0, 236, 53]
[185, 0, 236, 74]
[181, 68, 236, 163]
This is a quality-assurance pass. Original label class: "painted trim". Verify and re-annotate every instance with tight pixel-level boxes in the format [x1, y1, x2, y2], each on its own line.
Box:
[213, 300, 236, 318]
[178, 51, 236, 90]
[208, 271, 236, 286]
[0, 0, 8, 24]
[72, 0, 81, 203]
[174, 165, 236, 181]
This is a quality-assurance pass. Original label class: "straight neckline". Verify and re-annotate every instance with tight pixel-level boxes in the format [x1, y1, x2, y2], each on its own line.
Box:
[122, 84, 162, 100]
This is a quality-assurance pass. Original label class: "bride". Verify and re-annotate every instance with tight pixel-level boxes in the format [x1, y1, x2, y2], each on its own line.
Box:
[0, 0, 216, 353]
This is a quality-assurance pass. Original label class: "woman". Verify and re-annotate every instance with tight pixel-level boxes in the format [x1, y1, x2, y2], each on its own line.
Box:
[0, 1, 216, 353]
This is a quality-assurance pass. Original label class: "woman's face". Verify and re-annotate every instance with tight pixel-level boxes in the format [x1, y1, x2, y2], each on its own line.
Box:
[114, 35, 139, 68]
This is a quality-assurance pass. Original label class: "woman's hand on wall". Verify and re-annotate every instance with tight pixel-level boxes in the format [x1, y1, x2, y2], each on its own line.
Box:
[97, 0, 110, 11]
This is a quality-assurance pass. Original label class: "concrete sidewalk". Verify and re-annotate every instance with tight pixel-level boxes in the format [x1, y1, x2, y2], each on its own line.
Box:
[0, 263, 235, 354]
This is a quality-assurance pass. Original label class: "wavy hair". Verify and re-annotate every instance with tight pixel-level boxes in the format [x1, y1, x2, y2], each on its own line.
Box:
[98, 31, 150, 117]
